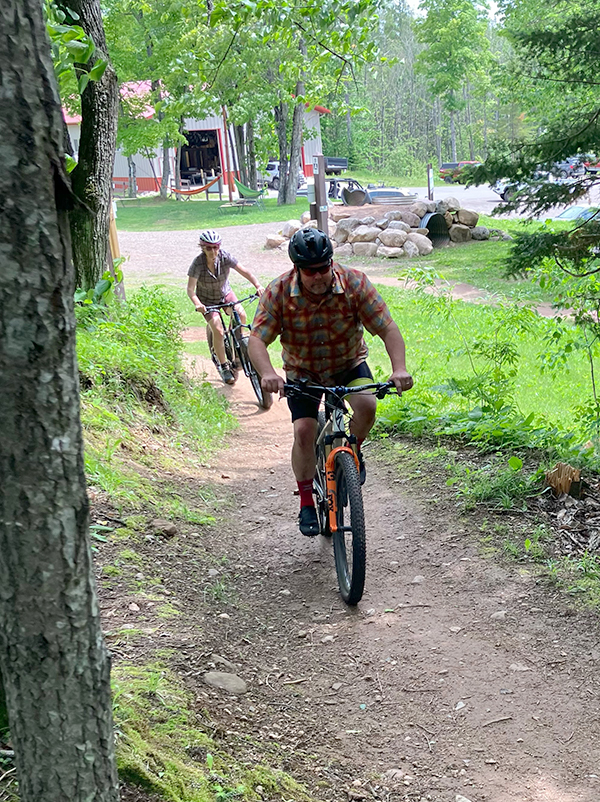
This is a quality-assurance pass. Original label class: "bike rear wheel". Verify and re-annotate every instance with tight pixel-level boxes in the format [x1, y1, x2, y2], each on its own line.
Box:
[332, 450, 366, 605]
[239, 336, 273, 409]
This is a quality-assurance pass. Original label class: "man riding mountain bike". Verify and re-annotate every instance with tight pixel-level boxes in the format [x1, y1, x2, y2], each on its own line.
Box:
[248, 227, 413, 536]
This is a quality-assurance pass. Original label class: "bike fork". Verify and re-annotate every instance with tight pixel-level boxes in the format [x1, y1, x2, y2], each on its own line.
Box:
[325, 445, 360, 534]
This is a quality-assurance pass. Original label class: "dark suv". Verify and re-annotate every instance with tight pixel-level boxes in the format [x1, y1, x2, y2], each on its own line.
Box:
[439, 161, 481, 183]
[552, 157, 585, 179]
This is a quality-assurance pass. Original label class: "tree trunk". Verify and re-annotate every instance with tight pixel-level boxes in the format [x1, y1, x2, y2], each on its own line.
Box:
[0, 3, 119, 800]
[274, 101, 289, 205]
[246, 120, 257, 190]
[284, 39, 306, 205]
[465, 83, 475, 161]
[64, 0, 118, 291]
[450, 106, 457, 162]
[127, 155, 137, 197]
[234, 124, 248, 186]
[435, 97, 442, 167]
[160, 137, 170, 198]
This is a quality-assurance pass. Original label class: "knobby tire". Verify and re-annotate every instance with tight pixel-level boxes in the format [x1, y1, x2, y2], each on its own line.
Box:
[240, 337, 272, 409]
[332, 450, 366, 605]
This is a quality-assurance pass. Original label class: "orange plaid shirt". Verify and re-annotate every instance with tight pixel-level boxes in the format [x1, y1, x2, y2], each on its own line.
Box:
[250, 264, 393, 383]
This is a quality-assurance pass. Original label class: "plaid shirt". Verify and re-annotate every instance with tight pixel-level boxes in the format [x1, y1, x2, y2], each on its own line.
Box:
[251, 264, 393, 383]
[187, 249, 238, 304]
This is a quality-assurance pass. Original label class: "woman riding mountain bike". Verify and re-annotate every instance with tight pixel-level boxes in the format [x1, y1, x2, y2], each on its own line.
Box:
[186, 229, 264, 385]
[248, 227, 413, 538]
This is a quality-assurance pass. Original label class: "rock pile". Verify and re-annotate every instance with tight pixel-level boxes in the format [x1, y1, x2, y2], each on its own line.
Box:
[265, 196, 512, 258]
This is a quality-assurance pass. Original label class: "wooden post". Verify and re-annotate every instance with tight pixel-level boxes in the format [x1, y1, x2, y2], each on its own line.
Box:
[427, 162, 434, 201]
[222, 106, 233, 202]
[312, 153, 328, 235]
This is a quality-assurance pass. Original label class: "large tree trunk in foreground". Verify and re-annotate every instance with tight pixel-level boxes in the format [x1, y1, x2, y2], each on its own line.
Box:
[0, 3, 119, 801]
[65, 0, 118, 291]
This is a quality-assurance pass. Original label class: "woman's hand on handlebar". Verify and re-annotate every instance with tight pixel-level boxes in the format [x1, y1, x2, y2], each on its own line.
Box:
[261, 371, 285, 395]
[255, 285, 265, 297]
[195, 302, 207, 314]
[389, 369, 413, 395]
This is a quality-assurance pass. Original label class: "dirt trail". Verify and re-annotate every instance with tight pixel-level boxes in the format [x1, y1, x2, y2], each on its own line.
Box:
[184, 350, 600, 802]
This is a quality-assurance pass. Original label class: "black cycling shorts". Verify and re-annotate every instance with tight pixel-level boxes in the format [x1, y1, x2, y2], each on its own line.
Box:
[287, 362, 374, 422]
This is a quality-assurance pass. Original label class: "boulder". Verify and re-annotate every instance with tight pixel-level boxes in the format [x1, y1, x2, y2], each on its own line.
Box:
[437, 196, 461, 213]
[403, 240, 420, 258]
[150, 519, 177, 538]
[353, 242, 379, 257]
[302, 220, 319, 229]
[378, 228, 408, 248]
[471, 225, 490, 241]
[387, 220, 411, 233]
[300, 210, 312, 224]
[265, 234, 286, 249]
[281, 219, 301, 238]
[423, 199, 437, 213]
[348, 225, 380, 243]
[333, 216, 362, 243]
[375, 218, 389, 229]
[408, 201, 428, 218]
[377, 245, 405, 259]
[334, 243, 354, 257]
[444, 211, 454, 228]
[406, 232, 434, 255]
[360, 215, 376, 226]
[456, 208, 479, 227]
[449, 224, 472, 243]
[396, 209, 421, 228]
[415, 227, 429, 236]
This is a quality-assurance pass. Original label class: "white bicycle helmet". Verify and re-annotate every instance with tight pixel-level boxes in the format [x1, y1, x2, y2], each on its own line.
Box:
[198, 229, 222, 245]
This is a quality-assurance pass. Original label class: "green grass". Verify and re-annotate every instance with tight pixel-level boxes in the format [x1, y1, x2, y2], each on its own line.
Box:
[115, 196, 310, 232]
[364, 285, 597, 453]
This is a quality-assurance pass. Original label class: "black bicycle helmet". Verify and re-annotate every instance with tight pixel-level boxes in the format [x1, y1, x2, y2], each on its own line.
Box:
[288, 227, 334, 268]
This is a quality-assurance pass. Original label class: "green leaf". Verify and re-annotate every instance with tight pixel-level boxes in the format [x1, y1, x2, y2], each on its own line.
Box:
[78, 72, 90, 94]
[508, 456, 523, 472]
[65, 153, 78, 173]
[65, 39, 89, 60]
[89, 58, 108, 81]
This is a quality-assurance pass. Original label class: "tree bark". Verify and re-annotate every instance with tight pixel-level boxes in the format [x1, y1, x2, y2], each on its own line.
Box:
[64, 0, 118, 291]
[0, 3, 119, 800]
[127, 155, 137, 197]
[284, 39, 306, 205]
[246, 120, 257, 190]
[233, 124, 248, 186]
[274, 101, 289, 205]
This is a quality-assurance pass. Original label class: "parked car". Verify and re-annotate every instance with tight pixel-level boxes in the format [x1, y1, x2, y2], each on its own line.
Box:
[551, 157, 585, 179]
[323, 156, 348, 175]
[582, 155, 600, 175]
[263, 161, 305, 190]
[439, 161, 481, 183]
[491, 171, 554, 202]
[551, 205, 600, 222]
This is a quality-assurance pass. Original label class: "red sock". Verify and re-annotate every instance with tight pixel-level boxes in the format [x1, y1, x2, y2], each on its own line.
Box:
[356, 437, 365, 451]
[297, 479, 314, 508]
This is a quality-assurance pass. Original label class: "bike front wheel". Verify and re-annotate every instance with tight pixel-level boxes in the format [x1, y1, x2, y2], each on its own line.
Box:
[239, 336, 273, 409]
[332, 450, 366, 605]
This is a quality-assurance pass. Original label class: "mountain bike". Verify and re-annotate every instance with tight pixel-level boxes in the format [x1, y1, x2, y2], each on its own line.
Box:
[284, 379, 397, 605]
[205, 294, 272, 409]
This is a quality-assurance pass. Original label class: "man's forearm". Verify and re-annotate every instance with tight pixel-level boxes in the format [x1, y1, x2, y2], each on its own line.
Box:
[248, 334, 275, 376]
[380, 322, 407, 371]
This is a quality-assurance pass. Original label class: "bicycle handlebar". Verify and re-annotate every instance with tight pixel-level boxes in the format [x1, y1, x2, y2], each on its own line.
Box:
[204, 293, 259, 313]
[283, 380, 396, 401]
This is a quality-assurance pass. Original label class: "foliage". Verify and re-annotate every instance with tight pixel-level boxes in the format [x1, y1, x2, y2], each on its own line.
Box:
[45, 0, 107, 102]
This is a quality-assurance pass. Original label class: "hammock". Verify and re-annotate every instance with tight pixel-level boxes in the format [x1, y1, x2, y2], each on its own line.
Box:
[169, 174, 222, 196]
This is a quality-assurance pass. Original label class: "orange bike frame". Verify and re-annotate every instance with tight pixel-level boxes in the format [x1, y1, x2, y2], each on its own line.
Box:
[324, 445, 360, 534]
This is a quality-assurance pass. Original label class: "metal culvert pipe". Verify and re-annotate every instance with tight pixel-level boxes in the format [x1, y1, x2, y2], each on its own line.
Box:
[420, 211, 450, 247]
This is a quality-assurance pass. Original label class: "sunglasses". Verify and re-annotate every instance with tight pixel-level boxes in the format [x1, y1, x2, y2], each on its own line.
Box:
[299, 262, 332, 275]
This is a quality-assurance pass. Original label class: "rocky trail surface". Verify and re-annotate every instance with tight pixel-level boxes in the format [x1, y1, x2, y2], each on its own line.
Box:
[166, 349, 600, 802]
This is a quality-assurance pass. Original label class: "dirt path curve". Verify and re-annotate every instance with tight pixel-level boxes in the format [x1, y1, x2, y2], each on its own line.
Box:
[185, 351, 600, 802]
[119, 223, 556, 317]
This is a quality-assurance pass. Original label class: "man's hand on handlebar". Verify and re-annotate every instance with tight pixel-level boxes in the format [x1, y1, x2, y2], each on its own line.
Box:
[261, 371, 285, 395]
[389, 369, 413, 395]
